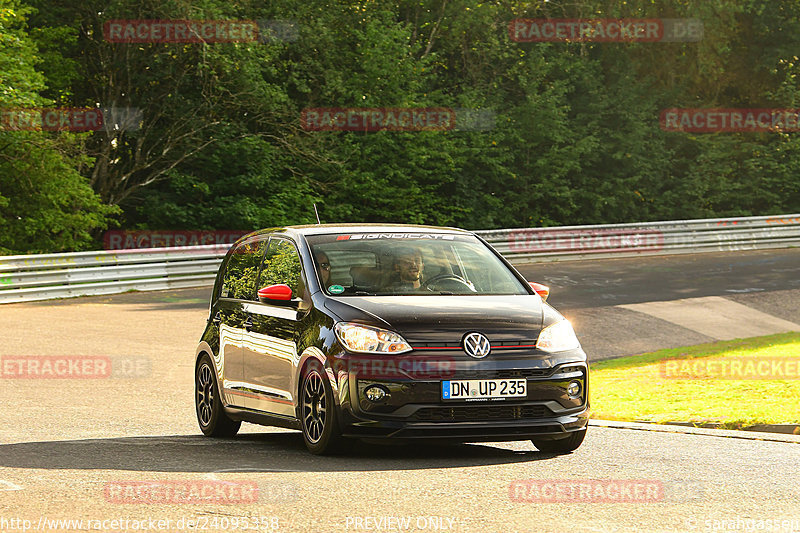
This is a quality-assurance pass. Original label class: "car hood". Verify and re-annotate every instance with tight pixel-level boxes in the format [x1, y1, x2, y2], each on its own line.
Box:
[323, 294, 544, 344]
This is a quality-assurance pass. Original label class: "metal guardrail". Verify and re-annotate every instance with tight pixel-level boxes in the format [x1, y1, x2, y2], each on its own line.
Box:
[481, 214, 800, 263]
[0, 246, 228, 304]
[0, 214, 798, 303]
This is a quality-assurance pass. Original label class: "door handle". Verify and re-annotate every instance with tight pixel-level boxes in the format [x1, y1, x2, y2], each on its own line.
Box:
[212, 312, 222, 325]
[243, 317, 254, 331]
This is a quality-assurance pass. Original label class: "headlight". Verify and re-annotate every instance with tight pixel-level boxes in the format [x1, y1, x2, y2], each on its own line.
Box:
[334, 323, 412, 354]
[536, 319, 581, 353]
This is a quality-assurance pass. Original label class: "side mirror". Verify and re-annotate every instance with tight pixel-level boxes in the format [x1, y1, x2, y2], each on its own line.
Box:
[257, 284, 293, 303]
[528, 281, 549, 302]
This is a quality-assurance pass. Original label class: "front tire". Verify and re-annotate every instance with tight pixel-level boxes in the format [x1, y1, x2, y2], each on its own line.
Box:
[532, 428, 586, 454]
[300, 361, 345, 455]
[196, 354, 241, 437]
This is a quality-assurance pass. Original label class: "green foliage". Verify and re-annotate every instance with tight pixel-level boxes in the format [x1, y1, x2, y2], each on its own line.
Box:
[0, 132, 118, 254]
[0, 0, 115, 254]
[0, 0, 45, 107]
[221, 240, 268, 300]
[259, 241, 302, 294]
[2, 0, 800, 255]
[221, 239, 301, 300]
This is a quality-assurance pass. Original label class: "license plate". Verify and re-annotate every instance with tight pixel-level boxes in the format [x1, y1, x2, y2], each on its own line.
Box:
[441, 379, 527, 400]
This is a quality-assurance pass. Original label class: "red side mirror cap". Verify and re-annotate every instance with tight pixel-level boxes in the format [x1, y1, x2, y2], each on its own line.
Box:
[257, 284, 293, 302]
[528, 281, 549, 301]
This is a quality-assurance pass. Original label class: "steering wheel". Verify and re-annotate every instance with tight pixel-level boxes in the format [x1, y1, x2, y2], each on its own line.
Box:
[422, 273, 476, 292]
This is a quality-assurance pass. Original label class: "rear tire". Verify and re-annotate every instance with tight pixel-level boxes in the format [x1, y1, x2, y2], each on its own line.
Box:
[532, 428, 586, 454]
[300, 360, 346, 455]
[196, 354, 241, 438]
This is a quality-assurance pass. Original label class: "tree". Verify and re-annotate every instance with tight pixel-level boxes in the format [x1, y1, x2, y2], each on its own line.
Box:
[0, 0, 115, 254]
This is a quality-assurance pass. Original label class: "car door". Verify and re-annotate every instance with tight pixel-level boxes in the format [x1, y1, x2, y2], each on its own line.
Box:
[216, 237, 270, 409]
[240, 237, 307, 417]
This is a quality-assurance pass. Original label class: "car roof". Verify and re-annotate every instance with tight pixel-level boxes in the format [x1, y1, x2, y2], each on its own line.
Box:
[244, 223, 474, 239]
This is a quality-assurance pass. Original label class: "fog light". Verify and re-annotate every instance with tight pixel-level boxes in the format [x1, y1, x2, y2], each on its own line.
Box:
[365, 385, 388, 402]
[567, 381, 582, 398]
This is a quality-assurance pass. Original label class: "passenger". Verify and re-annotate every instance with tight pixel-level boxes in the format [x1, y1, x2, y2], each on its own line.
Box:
[316, 251, 331, 286]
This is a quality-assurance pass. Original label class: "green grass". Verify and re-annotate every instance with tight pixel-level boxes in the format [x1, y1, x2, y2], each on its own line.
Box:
[589, 332, 800, 430]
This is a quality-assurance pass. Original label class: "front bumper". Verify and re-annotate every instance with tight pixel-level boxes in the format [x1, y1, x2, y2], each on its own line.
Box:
[341, 409, 589, 441]
[334, 353, 589, 442]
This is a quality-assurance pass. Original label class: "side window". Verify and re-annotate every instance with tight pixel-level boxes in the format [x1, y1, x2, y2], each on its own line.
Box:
[220, 239, 269, 300]
[258, 239, 304, 296]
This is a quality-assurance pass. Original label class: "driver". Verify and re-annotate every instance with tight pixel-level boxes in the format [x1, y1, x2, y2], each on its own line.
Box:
[388, 247, 424, 292]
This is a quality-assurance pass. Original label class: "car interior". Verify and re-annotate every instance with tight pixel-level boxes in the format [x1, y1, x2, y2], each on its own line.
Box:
[316, 243, 456, 293]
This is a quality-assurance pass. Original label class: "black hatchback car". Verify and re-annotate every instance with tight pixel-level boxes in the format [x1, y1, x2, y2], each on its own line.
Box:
[195, 224, 588, 454]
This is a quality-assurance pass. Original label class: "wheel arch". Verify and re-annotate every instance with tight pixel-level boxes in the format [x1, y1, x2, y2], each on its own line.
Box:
[295, 346, 343, 420]
[195, 342, 232, 410]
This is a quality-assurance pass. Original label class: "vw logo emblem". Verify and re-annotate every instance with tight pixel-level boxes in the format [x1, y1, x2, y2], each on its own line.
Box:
[463, 332, 491, 359]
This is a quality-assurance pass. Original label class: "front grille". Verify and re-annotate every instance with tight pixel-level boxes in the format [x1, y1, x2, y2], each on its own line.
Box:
[412, 340, 538, 351]
[412, 404, 552, 422]
[453, 369, 550, 379]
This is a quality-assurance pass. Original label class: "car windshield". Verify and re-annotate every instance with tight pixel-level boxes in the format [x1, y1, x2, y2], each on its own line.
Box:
[306, 232, 528, 296]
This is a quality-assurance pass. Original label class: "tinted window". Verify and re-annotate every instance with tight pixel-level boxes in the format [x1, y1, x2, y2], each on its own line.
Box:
[306, 233, 527, 296]
[453, 243, 526, 294]
[257, 239, 303, 296]
[220, 239, 269, 300]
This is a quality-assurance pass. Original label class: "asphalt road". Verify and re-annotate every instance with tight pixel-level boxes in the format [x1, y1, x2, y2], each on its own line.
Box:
[519, 249, 800, 359]
[1, 248, 798, 532]
[1, 426, 799, 532]
[514, 248, 800, 310]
